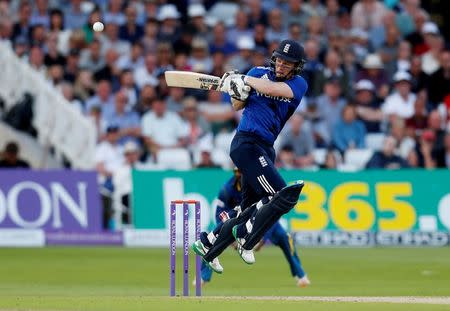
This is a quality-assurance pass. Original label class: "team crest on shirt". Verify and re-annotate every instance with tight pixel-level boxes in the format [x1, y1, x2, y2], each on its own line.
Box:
[259, 156, 268, 167]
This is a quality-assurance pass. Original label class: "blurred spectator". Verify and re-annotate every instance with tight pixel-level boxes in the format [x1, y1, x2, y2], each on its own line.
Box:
[30, 0, 49, 28]
[385, 40, 412, 78]
[141, 98, 188, 156]
[94, 125, 124, 191]
[427, 110, 446, 154]
[187, 3, 208, 37]
[188, 37, 212, 73]
[13, 35, 29, 60]
[199, 90, 236, 135]
[100, 23, 130, 57]
[141, 18, 158, 54]
[166, 87, 185, 114]
[433, 131, 450, 168]
[369, 9, 396, 50]
[226, 36, 254, 73]
[288, 22, 303, 43]
[94, 48, 120, 82]
[181, 97, 211, 149]
[314, 77, 347, 145]
[135, 84, 156, 116]
[49, 8, 64, 32]
[405, 91, 428, 135]
[357, 53, 390, 100]
[389, 117, 416, 159]
[378, 25, 401, 73]
[12, 1, 32, 42]
[0, 17, 13, 43]
[85, 79, 113, 114]
[395, 0, 422, 37]
[284, 0, 310, 30]
[320, 149, 341, 169]
[44, 32, 66, 67]
[404, 9, 429, 55]
[349, 27, 370, 65]
[421, 34, 444, 75]
[245, 0, 267, 27]
[157, 4, 180, 43]
[116, 70, 136, 108]
[196, 144, 220, 169]
[0, 141, 30, 168]
[112, 140, 143, 225]
[73, 69, 95, 102]
[276, 145, 297, 169]
[227, 10, 252, 42]
[210, 51, 226, 77]
[59, 82, 83, 113]
[102, 89, 140, 145]
[305, 16, 327, 51]
[313, 50, 350, 98]
[301, 38, 322, 96]
[79, 39, 105, 72]
[381, 71, 416, 119]
[303, 0, 327, 17]
[133, 53, 158, 89]
[278, 113, 315, 168]
[366, 136, 409, 169]
[332, 104, 366, 153]
[116, 41, 144, 72]
[119, 4, 143, 44]
[208, 21, 237, 56]
[64, 0, 88, 30]
[351, 0, 388, 31]
[30, 24, 46, 47]
[82, 8, 101, 44]
[323, 0, 342, 34]
[408, 55, 428, 93]
[155, 42, 174, 72]
[354, 79, 383, 133]
[94, 125, 124, 229]
[28, 45, 46, 75]
[104, 0, 125, 26]
[63, 48, 80, 82]
[427, 49, 450, 108]
[266, 8, 288, 43]
[47, 64, 64, 86]
[415, 129, 437, 168]
[173, 24, 195, 55]
[253, 23, 268, 50]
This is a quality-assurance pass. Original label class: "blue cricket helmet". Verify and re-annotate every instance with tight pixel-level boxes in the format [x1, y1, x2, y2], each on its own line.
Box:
[270, 39, 307, 75]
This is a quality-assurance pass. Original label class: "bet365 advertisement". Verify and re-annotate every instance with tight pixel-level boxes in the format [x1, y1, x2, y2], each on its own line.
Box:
[131, 169, 450, 246]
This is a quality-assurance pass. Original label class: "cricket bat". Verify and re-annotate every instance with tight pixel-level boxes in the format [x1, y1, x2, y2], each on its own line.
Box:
[164, 71, 221, 90]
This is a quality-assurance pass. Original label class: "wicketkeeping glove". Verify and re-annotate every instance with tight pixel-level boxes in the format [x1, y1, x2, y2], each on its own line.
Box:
[229, 75, 251, 101]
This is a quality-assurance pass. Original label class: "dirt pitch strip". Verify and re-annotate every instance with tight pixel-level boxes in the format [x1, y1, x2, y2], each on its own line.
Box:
[200, 296, 450, 305]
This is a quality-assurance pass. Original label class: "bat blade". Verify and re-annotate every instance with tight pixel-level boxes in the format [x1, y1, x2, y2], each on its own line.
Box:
[164, 71, 221, 90]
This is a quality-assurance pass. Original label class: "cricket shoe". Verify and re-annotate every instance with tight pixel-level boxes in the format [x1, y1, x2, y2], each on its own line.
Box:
[232, 225, 255, 264]
[192, 239, 209, 257]
[295, 275, 311, 288]
[203, 257, 223, 274]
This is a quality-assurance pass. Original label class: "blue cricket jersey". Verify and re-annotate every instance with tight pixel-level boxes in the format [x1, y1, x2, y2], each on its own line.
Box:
[237, 67, 308, 145]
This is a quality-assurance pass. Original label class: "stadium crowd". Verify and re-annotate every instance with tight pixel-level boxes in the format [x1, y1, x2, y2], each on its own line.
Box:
[1, 0, 449, 174]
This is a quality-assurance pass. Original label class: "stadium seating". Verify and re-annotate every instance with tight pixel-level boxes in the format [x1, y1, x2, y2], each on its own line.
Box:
[344, 149, 374, 171]
[156, 148, 192, 170]
[365, 133, 386, 151]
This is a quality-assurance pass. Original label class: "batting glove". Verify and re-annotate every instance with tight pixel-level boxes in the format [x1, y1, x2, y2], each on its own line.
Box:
[219, 69, 239, 93]
[229, 75, 251, 101]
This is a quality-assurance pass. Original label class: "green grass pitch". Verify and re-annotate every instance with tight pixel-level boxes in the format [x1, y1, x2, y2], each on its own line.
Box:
[0, 247, 449, 310]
